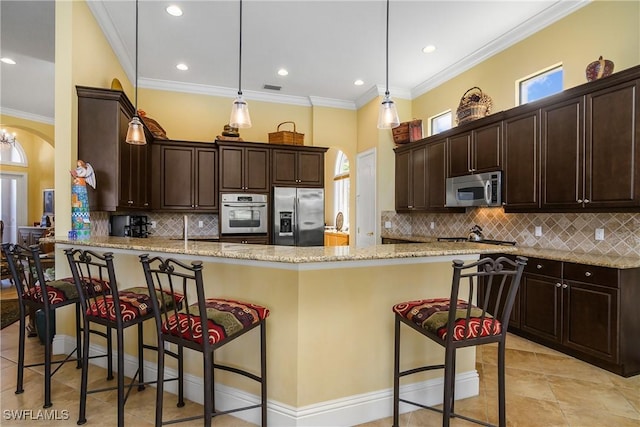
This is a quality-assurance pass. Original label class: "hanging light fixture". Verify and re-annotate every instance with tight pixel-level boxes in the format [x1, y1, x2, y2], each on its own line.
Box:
[126, 0, 147, 145]
[1, 129, 17, 147]
[229, 0, 252, 128]
[377, 0, 400, 129]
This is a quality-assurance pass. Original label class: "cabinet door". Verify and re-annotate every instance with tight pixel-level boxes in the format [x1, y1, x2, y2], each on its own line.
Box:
[563, 280, 618, 363]
[447, 132, 471, 177]
[272, 150, 297, 185]
[520, 273, 562, 343]
[585, 79, 640, 208]
[219, 146, 244, 191]
[118, 108, 133, 209]
[426, 140, 448, 211]
[395, 150, 410, 211]
[503, 110, 540, 210]
[244, 147, 269, 192]
[130, 142, 150, 209]
[473, 122, 501, 173]
[297, 151, 324, 186]
[409, 145, 427, 210]
[195, 148, 217, 210]
[161, 146, 195, 209]
[541, 97, 584, 209]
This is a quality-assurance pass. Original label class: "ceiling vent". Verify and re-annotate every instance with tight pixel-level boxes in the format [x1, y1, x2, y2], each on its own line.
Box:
[263, 84, 282, 91]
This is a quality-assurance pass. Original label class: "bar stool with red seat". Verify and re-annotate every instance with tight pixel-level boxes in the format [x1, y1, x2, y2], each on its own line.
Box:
[65, 248, 184, 427]
[139, 254, 269, 427]
[1, 242, 85, 408]
[392, 256, 527, 427]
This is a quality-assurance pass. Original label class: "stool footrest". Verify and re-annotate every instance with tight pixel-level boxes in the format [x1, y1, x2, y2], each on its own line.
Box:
[398, 398, 495, 427]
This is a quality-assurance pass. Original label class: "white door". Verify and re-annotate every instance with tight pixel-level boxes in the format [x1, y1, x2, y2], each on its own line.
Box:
[356, 148, 376, 248]
[0, 172, 28, 243]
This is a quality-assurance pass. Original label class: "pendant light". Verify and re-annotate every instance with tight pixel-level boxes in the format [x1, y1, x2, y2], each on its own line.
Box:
[126, 0, 147, 145]
[229, 0, 252, 128]
[377, 0, 400, 129]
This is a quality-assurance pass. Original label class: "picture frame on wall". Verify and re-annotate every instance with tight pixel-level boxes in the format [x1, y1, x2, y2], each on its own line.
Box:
[43, 189, 54, 216]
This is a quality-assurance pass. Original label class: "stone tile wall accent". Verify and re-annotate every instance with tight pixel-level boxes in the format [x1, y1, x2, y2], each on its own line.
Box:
[90, 212, 218, 238]
[382, 210, 640, 257]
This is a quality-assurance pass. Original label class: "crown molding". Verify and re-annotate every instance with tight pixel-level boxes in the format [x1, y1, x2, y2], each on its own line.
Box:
[308, 96, 356, 110]
[0, 108, 54, 125]
[411, 0, 591, 99]
[355, 84, 412, 109]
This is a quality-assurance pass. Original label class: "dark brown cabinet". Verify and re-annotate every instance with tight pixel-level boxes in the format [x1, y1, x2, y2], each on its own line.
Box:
[218, 142, 269, 193]
[541, 79, 640, 210]
[395, 144, 426, 211]
[151, 141, 217, 212]
[506, 255, 640, 377]
[502, 110, 540, 211]
[77, 86, 151, 211]
[447, 121, 501, 177]
[272, 147, 326, 187]
[17, 226, 47, 247]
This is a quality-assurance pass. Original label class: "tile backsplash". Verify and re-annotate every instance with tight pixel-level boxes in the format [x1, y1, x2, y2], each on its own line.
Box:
[90, 212, 218, 238]
[382, 209, 640, 257]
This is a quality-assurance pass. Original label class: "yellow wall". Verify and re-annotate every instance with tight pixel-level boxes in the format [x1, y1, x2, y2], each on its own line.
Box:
[412, 0, 640, 127]
[0, 125, 55, 225]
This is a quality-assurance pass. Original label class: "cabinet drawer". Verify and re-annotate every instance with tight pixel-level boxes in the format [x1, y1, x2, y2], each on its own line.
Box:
[524, 258, 562, 277]
[564, 263, 619, 288]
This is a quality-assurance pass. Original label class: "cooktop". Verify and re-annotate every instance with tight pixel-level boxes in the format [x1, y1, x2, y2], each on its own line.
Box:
[437, 237, 517, 246]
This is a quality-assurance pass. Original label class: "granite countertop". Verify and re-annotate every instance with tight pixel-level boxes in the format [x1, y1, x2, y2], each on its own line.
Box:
[380, 233, 640, 269]
[46, 236, 514, 264]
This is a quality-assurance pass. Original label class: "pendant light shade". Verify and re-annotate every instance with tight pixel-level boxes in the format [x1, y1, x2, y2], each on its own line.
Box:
[126, 0, 147, 145]
[377, 0, 400, 129]
[229, 0, 252, 128]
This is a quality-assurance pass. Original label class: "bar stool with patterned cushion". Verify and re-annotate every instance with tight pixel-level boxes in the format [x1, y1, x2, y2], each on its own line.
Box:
[65, 248, 184, 427]
[1, 243, 87, 408]
[392, 256, 527, 427]
[139, 254, 269, 427]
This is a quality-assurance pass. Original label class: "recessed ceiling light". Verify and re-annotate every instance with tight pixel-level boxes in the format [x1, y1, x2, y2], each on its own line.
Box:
[166, 5, 183, 17]
[176, 63, 189, 71]
[277, 68, 289, 76]
[1, 57, 16, 65]
[354, 79, 364, 86]
[422, 45, 436, 54]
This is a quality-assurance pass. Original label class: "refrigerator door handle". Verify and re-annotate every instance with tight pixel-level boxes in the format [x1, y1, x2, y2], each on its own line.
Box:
[293, 197, 298, 245]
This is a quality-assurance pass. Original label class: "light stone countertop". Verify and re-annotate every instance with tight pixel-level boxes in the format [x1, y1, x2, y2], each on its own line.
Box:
[380, 233, 640, 269]
[47, 236, 515, 264]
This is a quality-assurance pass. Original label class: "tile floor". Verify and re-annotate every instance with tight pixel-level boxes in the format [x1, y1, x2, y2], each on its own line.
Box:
[0, 320, 638, 426]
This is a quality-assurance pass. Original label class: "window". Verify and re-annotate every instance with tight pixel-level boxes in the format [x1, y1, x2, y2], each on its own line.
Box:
[518, 65, 563, 105]
[333, 151, 350, 231]
[0, 140, 27, 166]
[429, 110, 452, 136]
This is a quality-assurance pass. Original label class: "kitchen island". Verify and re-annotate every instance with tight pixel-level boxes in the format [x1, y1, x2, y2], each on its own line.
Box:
[48, 237, 515, 426]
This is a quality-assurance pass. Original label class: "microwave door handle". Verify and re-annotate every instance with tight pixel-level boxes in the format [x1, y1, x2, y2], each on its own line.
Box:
[485, 180, 491, 204]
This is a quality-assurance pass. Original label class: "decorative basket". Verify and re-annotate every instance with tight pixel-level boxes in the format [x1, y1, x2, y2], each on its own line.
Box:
[456, 87, 493, 125]
[268, 121, 304, 145]
[392, 119, 423, 145]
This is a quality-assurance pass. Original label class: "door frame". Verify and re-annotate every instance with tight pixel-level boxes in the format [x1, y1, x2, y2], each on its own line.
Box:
[356, 148, 377, 248]
[0, 172, 28, 243]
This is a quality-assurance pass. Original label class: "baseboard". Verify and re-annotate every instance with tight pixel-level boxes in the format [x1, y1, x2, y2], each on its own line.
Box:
[56, 334, 479, 426]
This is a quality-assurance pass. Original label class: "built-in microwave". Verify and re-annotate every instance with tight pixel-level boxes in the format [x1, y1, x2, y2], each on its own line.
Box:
[445, 171, 502, 207]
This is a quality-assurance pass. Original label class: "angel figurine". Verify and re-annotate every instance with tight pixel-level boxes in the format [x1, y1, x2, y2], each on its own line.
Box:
[70, 160, 95, 239]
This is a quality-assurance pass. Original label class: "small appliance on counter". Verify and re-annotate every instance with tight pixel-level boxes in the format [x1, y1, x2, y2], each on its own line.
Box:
[109, 215, 151, 238]
[273, 187, 324, 246]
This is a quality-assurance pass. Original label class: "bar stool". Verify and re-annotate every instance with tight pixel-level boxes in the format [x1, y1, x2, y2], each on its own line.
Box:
[65, 248, 184, 426]
[139, 254, 269, 427]
[1, 243, 83, 408]
[392, 256, 527, 427]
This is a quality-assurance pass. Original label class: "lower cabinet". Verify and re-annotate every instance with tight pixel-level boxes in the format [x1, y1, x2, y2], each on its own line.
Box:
[508, 256, 638, 377]
[218, 235, 269, 245]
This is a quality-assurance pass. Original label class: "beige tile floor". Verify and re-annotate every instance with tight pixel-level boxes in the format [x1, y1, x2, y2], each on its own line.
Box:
[1, 320, 638, 426]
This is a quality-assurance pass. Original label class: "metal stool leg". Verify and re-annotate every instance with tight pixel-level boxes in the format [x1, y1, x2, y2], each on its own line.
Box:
[392, 315, 401, 427]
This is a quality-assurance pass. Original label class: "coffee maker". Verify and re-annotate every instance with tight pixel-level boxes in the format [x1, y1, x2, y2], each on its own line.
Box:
[109, 215, 151, 238]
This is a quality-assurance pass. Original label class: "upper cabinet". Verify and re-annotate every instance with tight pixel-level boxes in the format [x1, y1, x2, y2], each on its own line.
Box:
[151, 140, 218, 212]
[218, 142, 270, 193]
[448, 121, 501, 177]
[272, 146, 327, 187]
[503, 109, 540, 211]
[77, 86, 151, 211]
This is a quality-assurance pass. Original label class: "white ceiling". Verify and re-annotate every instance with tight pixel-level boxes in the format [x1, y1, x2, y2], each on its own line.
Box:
[0, 0, 588, 123]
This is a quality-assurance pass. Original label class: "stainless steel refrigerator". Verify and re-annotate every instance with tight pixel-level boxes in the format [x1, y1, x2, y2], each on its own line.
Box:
[273, 187, 324, 246]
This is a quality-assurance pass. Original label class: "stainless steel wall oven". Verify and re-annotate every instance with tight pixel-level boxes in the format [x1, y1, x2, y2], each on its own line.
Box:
[220, 193, 268, 234]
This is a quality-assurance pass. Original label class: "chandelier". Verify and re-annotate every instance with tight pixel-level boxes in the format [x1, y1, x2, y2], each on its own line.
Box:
[1, 129, 16, 146]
